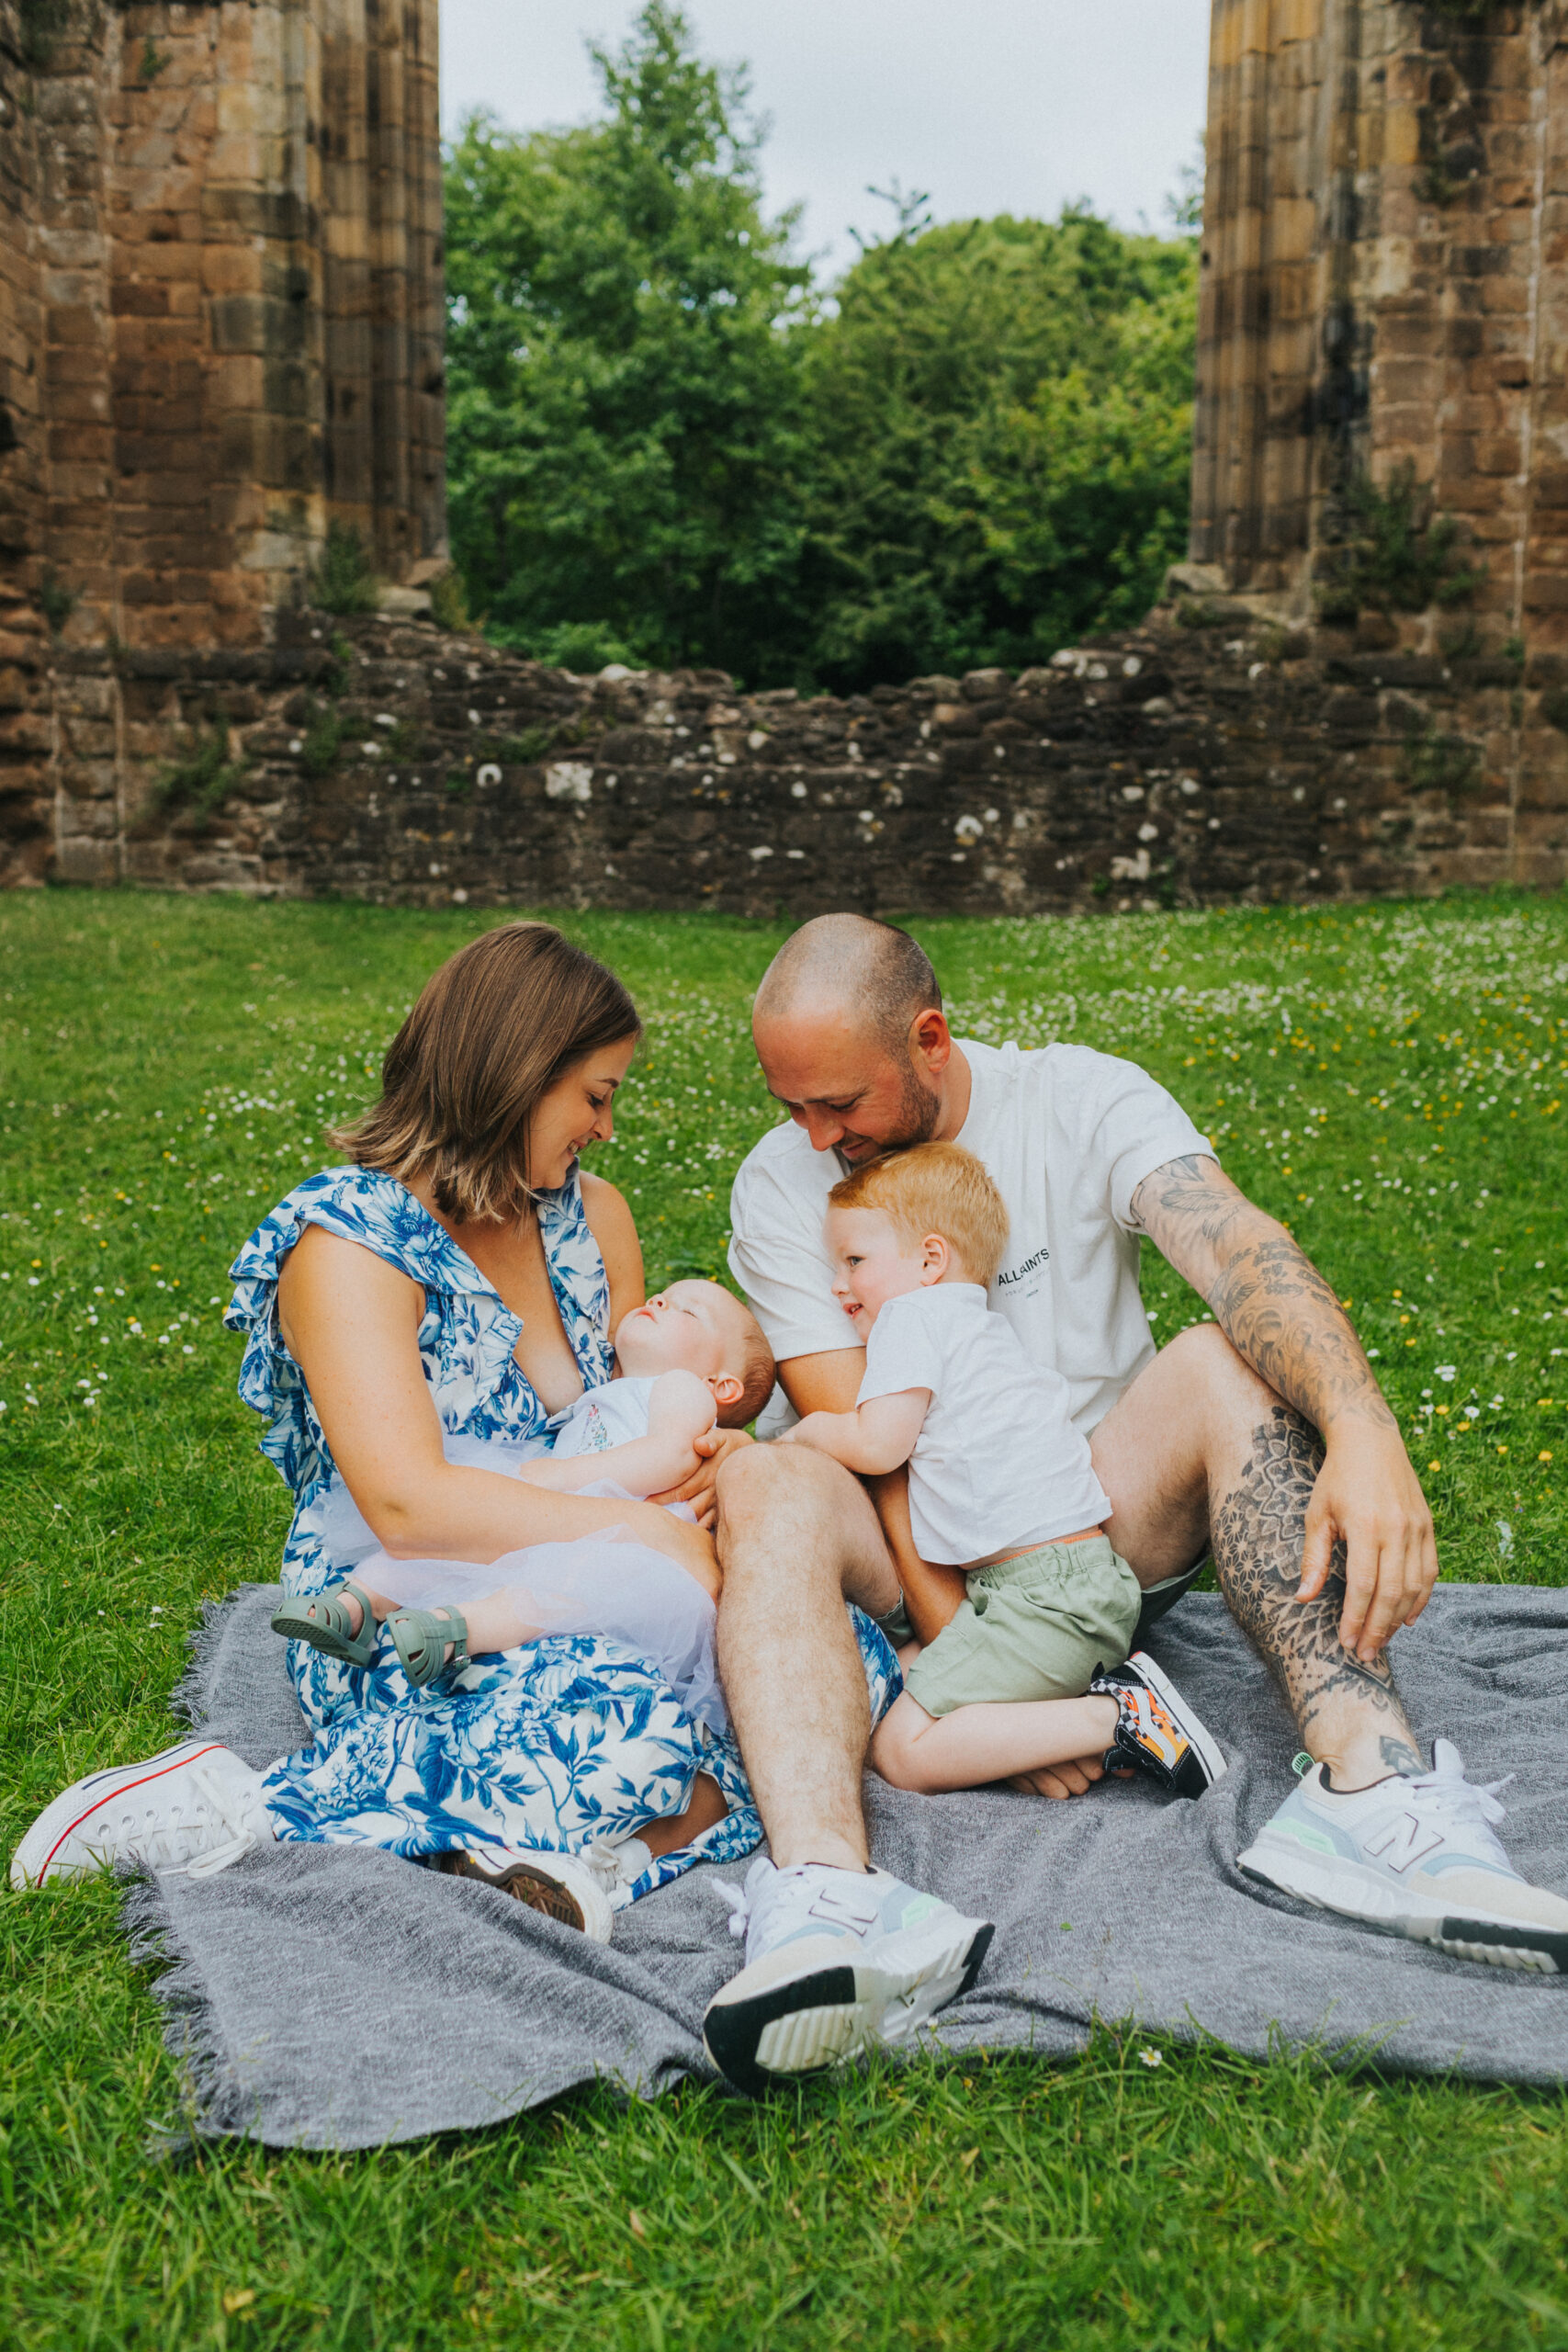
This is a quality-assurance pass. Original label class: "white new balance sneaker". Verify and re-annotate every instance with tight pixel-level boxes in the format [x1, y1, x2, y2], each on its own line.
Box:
[1237, 1738, 1568, 1974]
[702, 1858, 994, 2095]
[10, 1740, 275, 1889]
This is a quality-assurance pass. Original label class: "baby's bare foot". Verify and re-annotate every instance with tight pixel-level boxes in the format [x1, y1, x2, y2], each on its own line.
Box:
[304, 1589, 363, 1637]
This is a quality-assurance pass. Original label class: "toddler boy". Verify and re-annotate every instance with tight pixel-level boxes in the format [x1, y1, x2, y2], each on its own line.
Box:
[783, 1145, 1224, 1799]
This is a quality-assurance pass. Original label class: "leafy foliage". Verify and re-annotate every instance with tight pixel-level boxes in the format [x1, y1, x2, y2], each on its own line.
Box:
[37, 568, 76, 638]
[309, 525, 380, 618]
[426, 567, 474, 633]
[797, 209, 1196, 688]
[1404, 718, 1484, 799]
[443, 5, 1197, 690]
[298, 701, 345, 780]
[1317, 464, 1484, 625]
[444, 4, 811, 680]
[17, 0, 73, 69]
[150, 721, 245, 828]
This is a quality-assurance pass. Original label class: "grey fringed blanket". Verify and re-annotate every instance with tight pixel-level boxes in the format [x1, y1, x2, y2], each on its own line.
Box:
[125, 1581, 1568, 2148]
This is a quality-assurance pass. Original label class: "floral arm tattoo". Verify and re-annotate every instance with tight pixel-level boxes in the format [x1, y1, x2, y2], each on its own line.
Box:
[1132, 1154, 1396, 1437]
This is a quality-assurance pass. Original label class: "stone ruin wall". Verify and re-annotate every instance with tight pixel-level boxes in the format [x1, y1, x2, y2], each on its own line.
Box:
[70, 601, 1559, 914]
[4, 0, 1567, 909]
[0, 0, 445, 886]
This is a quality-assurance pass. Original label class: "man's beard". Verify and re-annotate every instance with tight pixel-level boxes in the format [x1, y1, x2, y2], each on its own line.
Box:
[840, 1057, 942, 1162]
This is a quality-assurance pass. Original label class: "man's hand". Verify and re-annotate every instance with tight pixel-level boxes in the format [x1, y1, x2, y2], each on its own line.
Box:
[1301, 1422, 1438, 1659]
[651, 1424, 752, 1530]
[1134, 1152, 1438, 1660]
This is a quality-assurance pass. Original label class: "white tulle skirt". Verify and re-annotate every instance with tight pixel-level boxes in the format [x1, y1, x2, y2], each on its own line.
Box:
[312, 1433, 725, 1730]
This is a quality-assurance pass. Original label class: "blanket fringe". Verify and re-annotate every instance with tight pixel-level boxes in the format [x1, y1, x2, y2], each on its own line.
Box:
[137, 1582, 288, 2146]
[168, 1585, 268, 1736]
[120, 1866, 257, 2150]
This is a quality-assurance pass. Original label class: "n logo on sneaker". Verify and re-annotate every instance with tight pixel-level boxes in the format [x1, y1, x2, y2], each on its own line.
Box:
[807, 1886, 880, 1937]
[1362, 1812, 1444, 1874]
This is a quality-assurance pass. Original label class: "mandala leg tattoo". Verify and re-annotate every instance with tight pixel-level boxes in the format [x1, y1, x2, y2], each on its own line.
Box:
[1213, 1407, 1420, 1768]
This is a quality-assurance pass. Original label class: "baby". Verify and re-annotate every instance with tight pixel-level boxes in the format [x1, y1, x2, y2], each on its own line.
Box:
[273, 1278, 773, 1690]
[783, 1144, 1225, 1800]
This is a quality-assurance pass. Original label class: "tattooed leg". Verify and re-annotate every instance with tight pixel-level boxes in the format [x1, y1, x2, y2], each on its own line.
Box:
[1213, 1407, 1422, 1783]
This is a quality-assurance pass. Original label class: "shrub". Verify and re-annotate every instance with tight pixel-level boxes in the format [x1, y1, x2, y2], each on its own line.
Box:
[38, 570, 76, 637]
[309, 525, 380, 616]
[1316, 464, 1484, 624]
[152, 722, 246, 828]
[299, 702, 346, 779]
[1404, 718, 1483, 799]
[19, 0, 73, 69]
[427, 568, 474, 633]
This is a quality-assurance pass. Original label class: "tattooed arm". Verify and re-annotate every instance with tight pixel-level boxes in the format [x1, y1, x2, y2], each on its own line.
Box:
[1132, 1153, 1438, 1660]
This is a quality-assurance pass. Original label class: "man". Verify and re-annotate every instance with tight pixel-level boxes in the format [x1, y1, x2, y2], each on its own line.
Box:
[700, 914, 1568, 2095]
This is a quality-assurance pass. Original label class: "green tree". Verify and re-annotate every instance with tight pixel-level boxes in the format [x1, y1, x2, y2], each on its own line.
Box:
[797, 208, 1198, 688]
[443, 8, 1200, 688]
[443, 3, 812, 677]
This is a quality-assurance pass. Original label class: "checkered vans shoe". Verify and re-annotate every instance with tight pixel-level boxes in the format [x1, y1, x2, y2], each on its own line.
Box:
[1089, 1652, 1228, 1801]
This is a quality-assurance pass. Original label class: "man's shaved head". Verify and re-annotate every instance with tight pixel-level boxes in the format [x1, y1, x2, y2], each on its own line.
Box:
[751, 915, 953, 1164]
[753, 915, 941, 1054]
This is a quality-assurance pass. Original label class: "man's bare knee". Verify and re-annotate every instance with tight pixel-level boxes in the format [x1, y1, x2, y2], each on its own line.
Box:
[1164, 1322, 1284, 1436]
[716, 1442, 872, 1563]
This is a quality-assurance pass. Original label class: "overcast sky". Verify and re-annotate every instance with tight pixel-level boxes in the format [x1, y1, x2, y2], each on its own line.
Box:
[439, 2, 1213, 279]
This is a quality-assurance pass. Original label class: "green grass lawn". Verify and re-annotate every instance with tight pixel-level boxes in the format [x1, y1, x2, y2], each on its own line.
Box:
[2, 887, 1566, 2350]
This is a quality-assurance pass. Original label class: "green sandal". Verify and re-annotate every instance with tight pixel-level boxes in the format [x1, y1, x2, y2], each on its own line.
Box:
[270, 1578, 380, 1670]
[388, 1605, 470, 1689]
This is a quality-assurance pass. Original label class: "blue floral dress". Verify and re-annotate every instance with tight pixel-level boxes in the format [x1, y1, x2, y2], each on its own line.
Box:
[225, 1167, 898, 1906]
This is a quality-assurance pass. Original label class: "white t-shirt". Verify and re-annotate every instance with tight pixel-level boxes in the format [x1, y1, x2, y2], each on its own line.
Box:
[858, 1283, 1111, 1564]
[728, 1037, 1212, 1437]
[549, 1374, 658, 1460]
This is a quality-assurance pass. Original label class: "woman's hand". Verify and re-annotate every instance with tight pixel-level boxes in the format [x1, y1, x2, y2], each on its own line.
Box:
[650, 1424, 753, 1531]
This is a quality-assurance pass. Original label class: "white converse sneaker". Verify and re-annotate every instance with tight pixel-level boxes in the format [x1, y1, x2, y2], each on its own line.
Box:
[10, 1741, 274, 1889]
[432, 1843, 617, 1941]
[702, 1858, 994, 2095]
[1237, 1738, 1568, 1974]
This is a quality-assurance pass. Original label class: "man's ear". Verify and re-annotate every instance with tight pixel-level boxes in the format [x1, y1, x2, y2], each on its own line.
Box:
[909, 1007, 953, 1078]
[709, 1372, 744, 1408]
[919, 1232, 950, 1285]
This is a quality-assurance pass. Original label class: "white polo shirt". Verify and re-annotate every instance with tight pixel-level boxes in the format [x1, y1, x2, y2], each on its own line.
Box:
[728, 1036, 1213, 1437]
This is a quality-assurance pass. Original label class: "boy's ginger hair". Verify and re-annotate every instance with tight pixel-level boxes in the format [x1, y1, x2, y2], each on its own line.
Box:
[828, 1143, 1010, 1288]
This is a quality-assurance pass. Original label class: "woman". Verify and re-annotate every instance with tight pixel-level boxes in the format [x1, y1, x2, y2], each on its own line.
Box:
[11, 921, 901, 1931]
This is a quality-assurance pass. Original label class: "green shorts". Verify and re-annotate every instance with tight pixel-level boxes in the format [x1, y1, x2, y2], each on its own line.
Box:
[900, 1534, 1143, 1719]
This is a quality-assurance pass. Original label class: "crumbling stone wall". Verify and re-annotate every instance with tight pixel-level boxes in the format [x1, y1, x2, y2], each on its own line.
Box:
[55, 597, 1562, 910]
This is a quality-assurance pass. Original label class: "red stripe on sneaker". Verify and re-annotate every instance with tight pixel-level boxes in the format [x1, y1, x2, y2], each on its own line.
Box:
[39, 1746, 223, 1878]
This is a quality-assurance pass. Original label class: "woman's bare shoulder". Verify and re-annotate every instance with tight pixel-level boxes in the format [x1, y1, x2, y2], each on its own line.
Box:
[277, 1221, 422, 1303]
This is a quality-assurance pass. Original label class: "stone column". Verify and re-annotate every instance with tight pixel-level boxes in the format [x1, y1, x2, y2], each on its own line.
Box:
[0, 0, 54, 884]
[1192, 0, 1338, 601]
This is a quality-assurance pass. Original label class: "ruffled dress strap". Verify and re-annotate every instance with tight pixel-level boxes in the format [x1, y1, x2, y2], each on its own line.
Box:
[224, 1165, 613, 1502]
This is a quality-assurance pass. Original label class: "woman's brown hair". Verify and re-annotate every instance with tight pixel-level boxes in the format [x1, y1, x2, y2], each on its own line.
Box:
[333, 922, 641, 1224]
